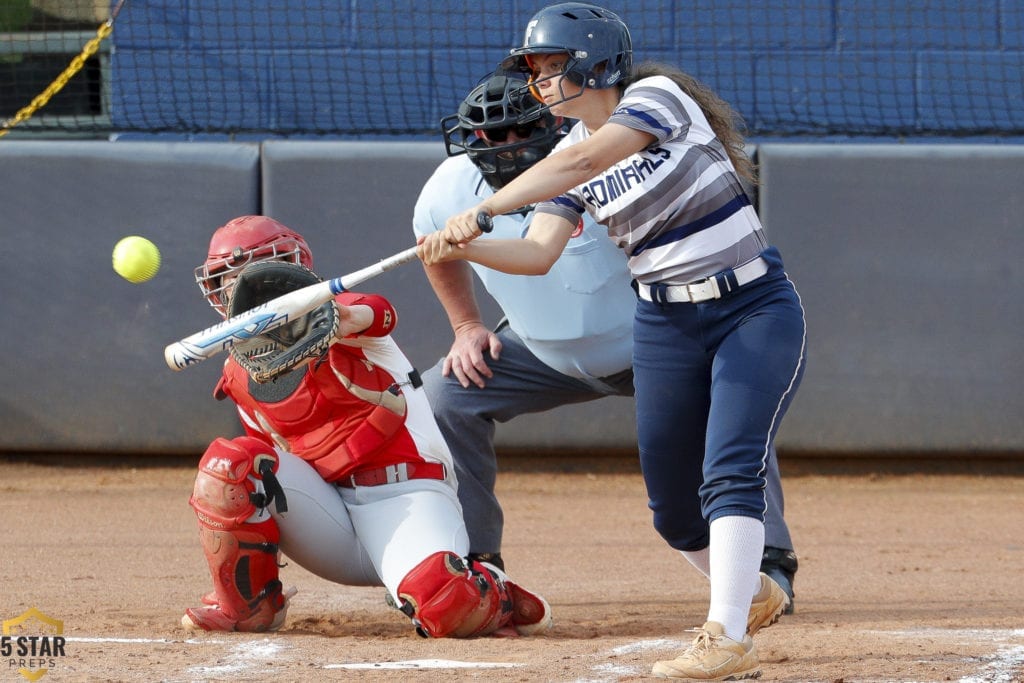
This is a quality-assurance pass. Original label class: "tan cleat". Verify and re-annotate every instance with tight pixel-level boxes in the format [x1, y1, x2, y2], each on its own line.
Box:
[747, 572, 790, 635]
[652, 621, 760, 680]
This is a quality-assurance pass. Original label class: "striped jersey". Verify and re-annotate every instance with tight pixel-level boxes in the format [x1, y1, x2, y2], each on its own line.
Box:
[535, 74, 768, 285]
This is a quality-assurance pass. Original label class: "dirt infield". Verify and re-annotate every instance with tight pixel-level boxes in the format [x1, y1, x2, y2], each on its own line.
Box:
[2, 453, 1023, 683]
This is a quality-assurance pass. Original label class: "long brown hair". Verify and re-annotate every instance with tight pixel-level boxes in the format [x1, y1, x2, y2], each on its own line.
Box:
[622, 61, 757, 184]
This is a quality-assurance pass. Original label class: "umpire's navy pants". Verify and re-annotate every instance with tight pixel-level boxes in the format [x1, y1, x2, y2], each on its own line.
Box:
[632, 247, 806, 551]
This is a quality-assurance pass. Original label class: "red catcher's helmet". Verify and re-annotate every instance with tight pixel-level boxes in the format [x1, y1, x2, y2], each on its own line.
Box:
[195, 215, 313, 317]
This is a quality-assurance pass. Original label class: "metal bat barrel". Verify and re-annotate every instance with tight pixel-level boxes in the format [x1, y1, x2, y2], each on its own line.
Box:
[164, 246, 421, 371]
[164, 279, 335, 370]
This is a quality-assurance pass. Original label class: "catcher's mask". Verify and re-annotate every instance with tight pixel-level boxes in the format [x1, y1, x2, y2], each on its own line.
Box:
[227, 261, 340, 383]
[196, 215, 314, 317]
[441, 72, 563, 190]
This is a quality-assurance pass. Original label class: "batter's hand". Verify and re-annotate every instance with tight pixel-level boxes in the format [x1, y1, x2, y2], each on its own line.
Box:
[416, 232, 458, 266]
[444, 322, 502, 389]
[443, 206, 491, 245]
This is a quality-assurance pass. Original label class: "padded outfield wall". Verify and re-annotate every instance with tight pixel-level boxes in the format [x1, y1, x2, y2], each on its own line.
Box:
[1, 142, 1021, 455]
[1, 3, 1021, 454]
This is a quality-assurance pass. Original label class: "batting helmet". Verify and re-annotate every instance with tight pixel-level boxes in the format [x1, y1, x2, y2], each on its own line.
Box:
[441, 72, 562, 189]
[503, 2, 632, 99]
[196, 215, 314, 317]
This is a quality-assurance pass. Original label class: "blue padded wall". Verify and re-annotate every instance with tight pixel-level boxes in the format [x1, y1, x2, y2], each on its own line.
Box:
[758, 144, 1024, 452]
[0, 142, 260, 453]
[4, 141, 1021, 454]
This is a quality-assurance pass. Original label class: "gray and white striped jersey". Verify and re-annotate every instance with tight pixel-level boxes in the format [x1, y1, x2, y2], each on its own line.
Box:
[535, 74, 768, 286]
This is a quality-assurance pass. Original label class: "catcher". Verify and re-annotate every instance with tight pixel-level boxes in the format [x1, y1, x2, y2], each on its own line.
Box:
[181, 215, 552, 638]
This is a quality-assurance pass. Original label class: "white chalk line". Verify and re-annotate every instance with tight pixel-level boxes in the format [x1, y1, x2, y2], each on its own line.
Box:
[607, 638, 683, 655]
[325, 659, 522, 670]
[65, 637, 284, 678]
[67, 636, 526, 673]
[66, 636, 226, 644]
[62, 628, 1024, 681]
[573, 638, 683, 682]
[877, 628, 1024, 639]
[576, 628, 1024, 683]
[872, 628, 1024, 683]
[186, 639, 289, 678]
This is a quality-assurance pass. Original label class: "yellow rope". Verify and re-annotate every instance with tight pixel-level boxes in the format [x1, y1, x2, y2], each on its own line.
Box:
[0, 4, 122, 139]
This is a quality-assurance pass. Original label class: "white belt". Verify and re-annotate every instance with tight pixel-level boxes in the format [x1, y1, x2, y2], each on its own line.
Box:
[637, 257, 769, 304]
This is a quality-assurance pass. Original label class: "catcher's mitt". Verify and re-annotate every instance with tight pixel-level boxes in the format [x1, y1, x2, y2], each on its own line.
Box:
[227, 261, 340, 383]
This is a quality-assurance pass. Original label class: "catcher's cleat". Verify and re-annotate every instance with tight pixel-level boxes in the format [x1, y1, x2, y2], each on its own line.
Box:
[746, 572, 789, 636]
[182, 586, 297, 633]
[652, 621, 760, 680]
[760, 547, 797, 615]
[505, 580, 553, 636]
[480, 562, 552, 636]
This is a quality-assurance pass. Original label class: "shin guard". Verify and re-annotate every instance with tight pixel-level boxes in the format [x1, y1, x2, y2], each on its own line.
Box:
[184, 436, 291, 632]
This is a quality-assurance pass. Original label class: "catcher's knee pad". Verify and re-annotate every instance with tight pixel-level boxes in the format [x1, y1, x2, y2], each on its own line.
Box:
[396, 551, 513, 638]
[187, 436, 288, 631]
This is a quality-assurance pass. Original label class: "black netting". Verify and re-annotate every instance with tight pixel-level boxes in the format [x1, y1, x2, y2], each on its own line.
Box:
[3, 1, 1022, 139]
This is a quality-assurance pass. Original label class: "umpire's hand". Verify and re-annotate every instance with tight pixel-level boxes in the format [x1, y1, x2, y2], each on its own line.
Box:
[444, 322, 502, 389]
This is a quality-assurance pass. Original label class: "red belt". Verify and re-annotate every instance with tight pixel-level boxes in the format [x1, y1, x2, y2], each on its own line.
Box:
[337, 461, 447, 488]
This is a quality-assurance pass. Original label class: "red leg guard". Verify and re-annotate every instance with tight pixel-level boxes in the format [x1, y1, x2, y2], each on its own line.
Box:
[396, 551, 513, 638]
[183, 436, 293, 633]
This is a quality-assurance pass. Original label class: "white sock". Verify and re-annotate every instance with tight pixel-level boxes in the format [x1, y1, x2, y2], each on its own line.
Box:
[679, 548, 710, 579]
[706, 515, 765, 642]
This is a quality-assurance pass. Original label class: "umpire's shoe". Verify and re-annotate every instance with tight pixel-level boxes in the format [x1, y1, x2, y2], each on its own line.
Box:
[746, 572, 789, 635]
[760, 547, 798, 615]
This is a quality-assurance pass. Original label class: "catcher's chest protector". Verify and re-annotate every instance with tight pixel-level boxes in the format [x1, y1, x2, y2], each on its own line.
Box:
[222, 344, 421, 480]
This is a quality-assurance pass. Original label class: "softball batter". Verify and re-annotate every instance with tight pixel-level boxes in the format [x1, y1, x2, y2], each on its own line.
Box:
[419, 3, 806, 678]
[415, 68, 799, 612]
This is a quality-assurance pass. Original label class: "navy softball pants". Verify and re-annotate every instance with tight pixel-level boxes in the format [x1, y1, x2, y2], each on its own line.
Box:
[632, 250, 806, 552]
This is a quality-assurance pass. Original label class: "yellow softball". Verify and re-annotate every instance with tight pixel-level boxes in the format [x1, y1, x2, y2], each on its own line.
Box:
[112, 236, 161, 283]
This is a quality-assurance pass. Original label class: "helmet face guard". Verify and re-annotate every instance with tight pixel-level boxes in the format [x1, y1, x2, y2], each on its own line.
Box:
[504, 2, 632, 108]
[196, 215, 313, 317]
[441, 72, 563, 189]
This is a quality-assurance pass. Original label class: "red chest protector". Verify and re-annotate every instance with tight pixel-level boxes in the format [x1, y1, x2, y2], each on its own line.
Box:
[218, 343, 421, 483]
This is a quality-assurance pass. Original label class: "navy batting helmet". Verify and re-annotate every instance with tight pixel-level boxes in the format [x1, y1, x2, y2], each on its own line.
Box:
[503, 3, 632, 95]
